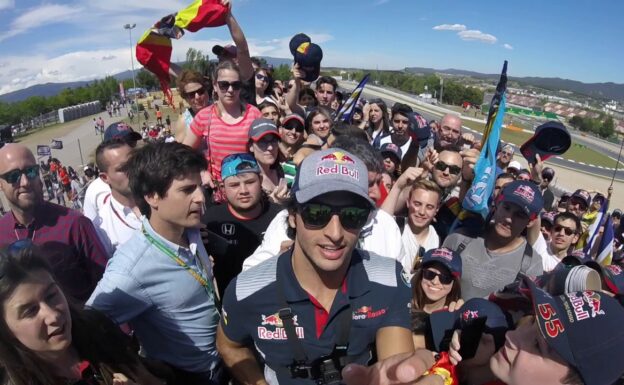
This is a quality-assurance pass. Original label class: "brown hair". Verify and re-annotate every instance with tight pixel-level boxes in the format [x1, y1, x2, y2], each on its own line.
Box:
[410, 262, 461, 311]
[0, 244, 147, 385]
[177, 69, 209, 97]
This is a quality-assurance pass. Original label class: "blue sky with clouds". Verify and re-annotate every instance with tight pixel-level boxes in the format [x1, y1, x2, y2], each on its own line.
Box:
[0, 0, 622, 95]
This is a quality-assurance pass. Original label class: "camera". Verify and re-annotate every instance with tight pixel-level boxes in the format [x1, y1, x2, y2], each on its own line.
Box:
[290, 345, 348, 385]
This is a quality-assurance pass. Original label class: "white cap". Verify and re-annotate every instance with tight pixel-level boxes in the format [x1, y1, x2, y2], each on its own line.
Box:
[508, 160, 523, 171]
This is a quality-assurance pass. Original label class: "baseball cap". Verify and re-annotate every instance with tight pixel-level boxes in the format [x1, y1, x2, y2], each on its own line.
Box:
[612, 209, 622, 218]
[520, 120, 571, 164]
[593, 192, 606, 203]
[103, 122, 142, 142]
[559, 250, 603, 275]
[522, 276, 624, 385]
[507, 160, 522, 172]
[540, 211, 556, 225]
[291, 148, 374, 208]
[571, 189, 591, 208]
[539, 265, 602, 296]
[602, 264, 624, 295]
[421, 247, 462, 278]
[498, 180, 544, 218]
[281, 114, 305, 130]
[541, 167, 555, 181]
[379, 143, 402, 161]
[220, 153, 260, 181]
[248, 118, 280, 142]
[289, 33, 323, 83]
[212, 44, 237, 59]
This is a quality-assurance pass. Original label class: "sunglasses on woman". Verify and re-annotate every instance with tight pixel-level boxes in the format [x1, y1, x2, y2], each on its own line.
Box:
[0, 165, 40, 185]
[217, 81, 243, 92]
[256, 74, 269, 82]
[282, 124, 304, 133]
[434, 161, 461, 175]
[182, 86, 206, 99]
[298, 203, 371, 230]
[422, 268, 453, 285]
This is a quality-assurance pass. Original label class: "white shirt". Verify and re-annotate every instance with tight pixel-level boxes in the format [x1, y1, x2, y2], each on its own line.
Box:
[400, 224, 440, 273]
[533, 233, 564, 272]
[379, 135, 412, 160]
[92, 193, 141, 256]
[83, 177, 111, 220]
[243, 208, 406, 271]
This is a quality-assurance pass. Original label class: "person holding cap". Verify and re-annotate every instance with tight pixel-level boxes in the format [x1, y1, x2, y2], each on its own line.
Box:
[203, 153, 283, 299]
[444, 180, 544, 300]
[217, 148, 414, 385]
[248, 118, 286, 200]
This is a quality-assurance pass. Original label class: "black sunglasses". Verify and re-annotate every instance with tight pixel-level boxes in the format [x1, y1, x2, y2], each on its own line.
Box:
[282, 124, 304, 133]
[217, 81, 242, 91]
[256, 74, 269, 82]
[298, 203, 371, 230]
[422, 268, 453, 285]
[182, 86, 206, 99]
[553, 225, 577, 236]
[0, 165, 40, 185]
[434, 161, 461, 175]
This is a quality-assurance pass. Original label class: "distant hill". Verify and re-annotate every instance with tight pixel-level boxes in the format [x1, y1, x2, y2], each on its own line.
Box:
[405, 67, 624, 101]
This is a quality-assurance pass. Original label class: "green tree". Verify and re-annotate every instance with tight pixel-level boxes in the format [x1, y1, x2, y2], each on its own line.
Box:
[136, 69, 159, 90]
[183, 48, 210, 76]
[272, 64, 292, 81]
[599, 116, 615, 138]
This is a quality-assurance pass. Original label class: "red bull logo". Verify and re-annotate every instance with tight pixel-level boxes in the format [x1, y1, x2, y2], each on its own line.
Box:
[296, 42, 310, 55]
[432, 248, 454, 262]
[606, 265, 623, 276]
[261, 313, 298, 327]
[513, 184, 535, 203]
[257, 312, 304, 340]
[352, 306, 387, 320]
[583, 291, 605, 318]
[320, 151, 356, 165]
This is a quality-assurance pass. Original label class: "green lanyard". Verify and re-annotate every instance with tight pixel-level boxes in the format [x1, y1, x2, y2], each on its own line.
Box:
[141, 226, 215, 298]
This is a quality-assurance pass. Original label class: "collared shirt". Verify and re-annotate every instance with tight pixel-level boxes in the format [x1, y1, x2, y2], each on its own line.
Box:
[243, 209, 405, 271]
[92, 193, 141, 256]
[86, 217, 220, 374]
[0, 201, 108, 302]
[222, 249, 411, 385]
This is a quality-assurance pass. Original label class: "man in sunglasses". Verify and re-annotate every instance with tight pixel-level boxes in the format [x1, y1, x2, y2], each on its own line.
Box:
[535, 212, 581, 272]
[495, 143, 514, 172]
[443, 180, 544, 300]
[0, 144, 108, 303]
[217, 148, 414, 385]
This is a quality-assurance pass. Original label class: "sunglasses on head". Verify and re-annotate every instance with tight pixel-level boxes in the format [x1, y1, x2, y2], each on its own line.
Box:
[298, 203, 371, 230]
[256, 74, 269, 82]
[422, 268, 453, 285]
[434, 161, 461, 175]
[217, 81, 242, 92]
[553, 225, 576, 236]
[182, 86, 206, 99]
[0, 165, 40, 185]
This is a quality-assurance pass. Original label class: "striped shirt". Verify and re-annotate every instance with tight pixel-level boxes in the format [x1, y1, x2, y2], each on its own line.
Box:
[190, 103, 262, 182]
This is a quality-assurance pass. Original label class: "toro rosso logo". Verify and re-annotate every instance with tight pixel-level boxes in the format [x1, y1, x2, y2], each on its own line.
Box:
[432, 248, 454, 262]
[257, 313, 304, 340]
[513, 184, 535, 203]
[460, 310, 479, 321]
[352, 306, 387, 321]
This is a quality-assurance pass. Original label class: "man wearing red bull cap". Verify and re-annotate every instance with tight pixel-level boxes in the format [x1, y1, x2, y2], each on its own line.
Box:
[217, 148, 414, 385]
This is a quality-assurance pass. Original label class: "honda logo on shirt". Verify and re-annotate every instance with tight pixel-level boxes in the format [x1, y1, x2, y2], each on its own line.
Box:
[222, 223, 235, 236]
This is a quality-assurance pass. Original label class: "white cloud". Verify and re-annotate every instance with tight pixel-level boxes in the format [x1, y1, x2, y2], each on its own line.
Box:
[503, 43, 514, 50]
[457, 30, 497, 44]
[0, 4, 83, 42]
[0, 0, 14, 11]
[433, 24, 466, 31]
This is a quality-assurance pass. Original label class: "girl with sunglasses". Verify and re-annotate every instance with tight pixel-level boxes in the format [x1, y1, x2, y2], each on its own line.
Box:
[410, 247, 463, 350]
[254, 68, 274, 106]
[278, 114, 306, 161]
[0, 243, 165, 385]
[184, 61, 262, 203]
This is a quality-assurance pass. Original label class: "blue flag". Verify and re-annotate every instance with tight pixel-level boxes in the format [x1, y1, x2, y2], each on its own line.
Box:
[335, 74, 369, 123]
[462, 61, 508, 218]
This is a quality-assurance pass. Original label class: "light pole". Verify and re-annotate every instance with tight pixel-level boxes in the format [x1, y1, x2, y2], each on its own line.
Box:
[124, 23, 139, 126]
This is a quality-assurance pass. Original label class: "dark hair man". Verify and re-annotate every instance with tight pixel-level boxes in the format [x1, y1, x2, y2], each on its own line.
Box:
[443, 180, 544, 299]
[0, 144, 108, 302]
[379, 103, 414, 159]
[202, 153, 282, 298]
[535, 212, 581, 272]
[217, 149, 413, 385]
[314, 76, 338, 107]
[87, 142, 221, 384]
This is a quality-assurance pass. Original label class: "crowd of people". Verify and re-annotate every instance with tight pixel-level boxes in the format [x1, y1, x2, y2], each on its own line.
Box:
[0, 4, 623, 385]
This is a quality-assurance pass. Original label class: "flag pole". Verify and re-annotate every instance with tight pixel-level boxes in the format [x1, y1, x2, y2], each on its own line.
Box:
[610, 133, 624, 188]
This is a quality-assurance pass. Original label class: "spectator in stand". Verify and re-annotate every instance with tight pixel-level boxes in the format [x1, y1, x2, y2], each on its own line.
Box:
[278, 114, 305, 161]
[434, 113, 471, 150]
[533, 212, 581, 272]
[379, 142, 402, 179]
[496, 143, 514, 172]
[315, 76, 338, 108]
[540, 167, 556, 211]
[292, 106, 334, 165]
[254, 67, 274, 106]
[0, 144, 108, 303]
[202, 153, 282, 298]
[172, 70, 211, 143]
[58, 166, 71, 200]
[492, 172, 515, 203]
[516, 168, 531, 181]
[360, 98, 391, 149]
[257, 100, 281, 126]
[248, 118, 285, 198]
[298, 87, 318, 108]
[184, 61, 262, 203]
[155, 105, 163, 125]
[379, 103, 414, 160]
[566, 189, 590, 220]
[539, 211, 556, 242]
[286, 73, 337, 117]
[612, 208, 622, 229]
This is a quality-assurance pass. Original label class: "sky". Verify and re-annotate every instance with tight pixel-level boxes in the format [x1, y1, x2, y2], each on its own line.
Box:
[0, 0, 623, 96]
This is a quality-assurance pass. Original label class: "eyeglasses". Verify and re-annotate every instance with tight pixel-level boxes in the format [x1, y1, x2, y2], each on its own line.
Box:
[282, 124, 304, 133]
[217, 81, 242, 91]
[182, 86, 206, 99]
[553, 225, 576, 236]
[256, 74, 269, 82]
[298, 203, 371, 230]
[0, 165, 40, 185]
[422, 268, 453, 285]
[434, 161, 461, 175]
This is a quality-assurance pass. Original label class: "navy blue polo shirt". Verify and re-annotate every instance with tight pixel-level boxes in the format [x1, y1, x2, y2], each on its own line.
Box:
[221, 249, 412, 384]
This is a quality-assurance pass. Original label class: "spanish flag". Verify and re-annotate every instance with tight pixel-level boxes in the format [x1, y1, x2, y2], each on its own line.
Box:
[136, 0, 229, 108]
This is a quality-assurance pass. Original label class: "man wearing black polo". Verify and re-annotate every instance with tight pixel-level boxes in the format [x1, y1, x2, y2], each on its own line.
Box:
[217, 149, 414, 385]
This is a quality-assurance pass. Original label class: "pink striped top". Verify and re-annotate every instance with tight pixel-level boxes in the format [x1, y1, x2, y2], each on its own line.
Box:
[190, 103, 262, 182]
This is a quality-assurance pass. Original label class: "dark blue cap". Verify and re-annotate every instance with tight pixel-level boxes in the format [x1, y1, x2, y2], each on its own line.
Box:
[498, 180, 544, 218]
[379, 142, 402, 160]
[421, 247, 462, 278]
[289, 33, 323, 83]
[602, 264, 624, 295]
[104, 122, 141, 142]
[520, 120, 571, 163]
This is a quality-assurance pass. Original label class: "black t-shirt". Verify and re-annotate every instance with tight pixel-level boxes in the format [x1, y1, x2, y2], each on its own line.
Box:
[202, 201, 282, 298]
[240, 78, 257, 106]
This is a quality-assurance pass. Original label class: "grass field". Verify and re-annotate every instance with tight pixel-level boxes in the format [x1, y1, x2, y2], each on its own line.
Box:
[460, 119, 619, 168]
